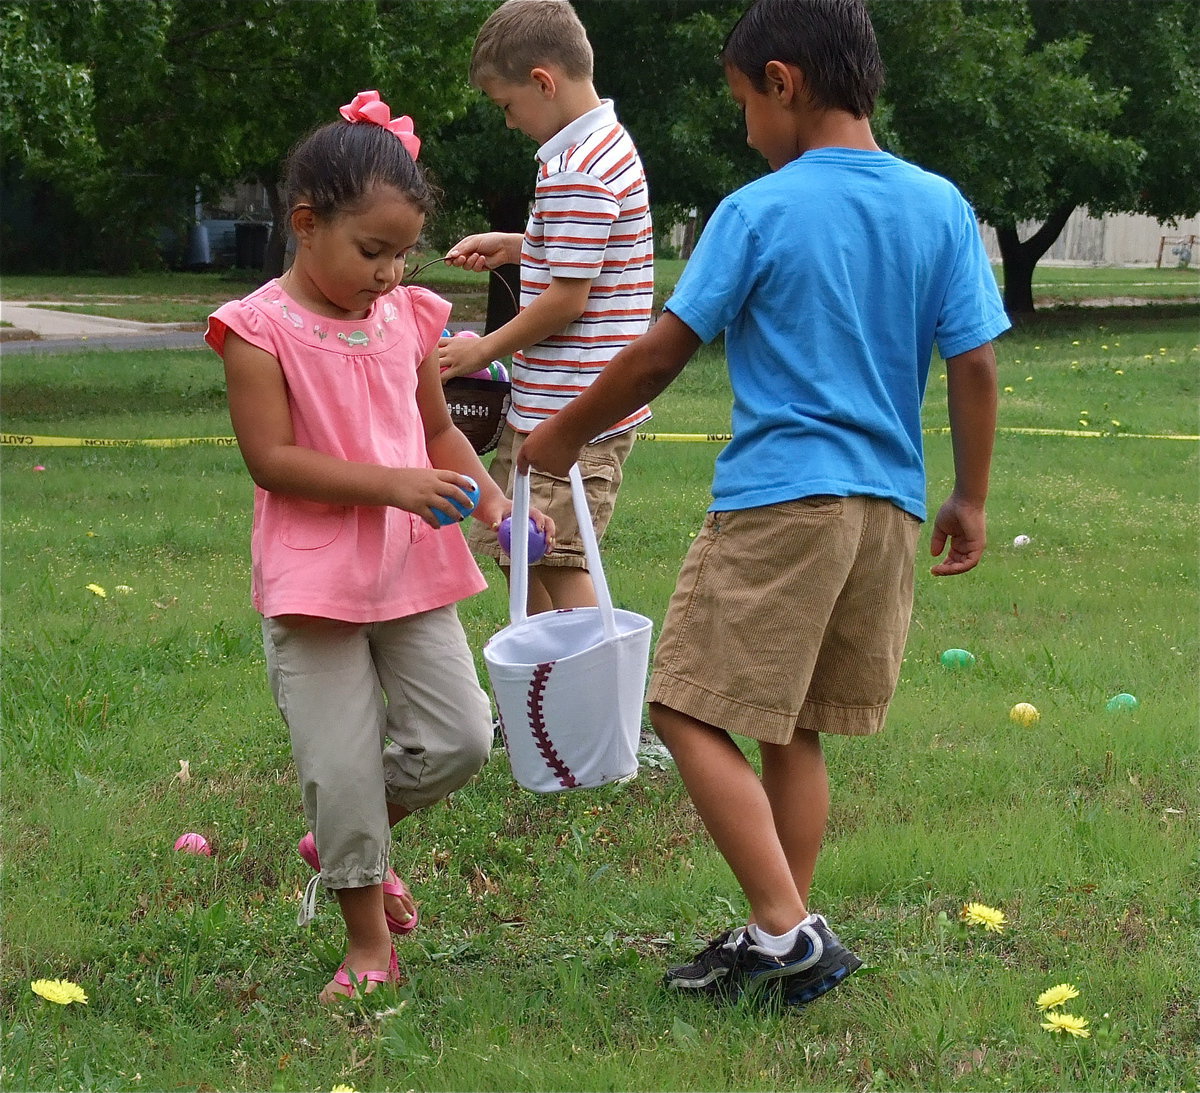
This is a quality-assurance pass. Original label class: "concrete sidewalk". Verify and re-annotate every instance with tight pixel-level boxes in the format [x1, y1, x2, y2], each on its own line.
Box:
[1, 300, 201, 339]
[0, 300, 208, 354]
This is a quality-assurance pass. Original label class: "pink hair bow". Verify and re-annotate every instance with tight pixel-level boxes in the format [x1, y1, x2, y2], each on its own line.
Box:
[339, 90, 421, 161]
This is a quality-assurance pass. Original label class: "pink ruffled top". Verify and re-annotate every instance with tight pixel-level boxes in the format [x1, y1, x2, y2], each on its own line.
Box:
[206, 280, 487, 622]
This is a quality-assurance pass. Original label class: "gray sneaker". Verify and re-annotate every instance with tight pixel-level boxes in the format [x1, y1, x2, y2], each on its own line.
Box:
[663, 927, 748, 995]
[740, 915, 862, 1006]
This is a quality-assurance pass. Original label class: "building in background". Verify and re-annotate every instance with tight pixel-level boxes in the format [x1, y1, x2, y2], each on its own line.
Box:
[978, 210, 1200, 268]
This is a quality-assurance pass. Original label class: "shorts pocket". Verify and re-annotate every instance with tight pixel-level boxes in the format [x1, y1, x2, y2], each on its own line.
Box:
[280, 500, 347, 550]
[777, 495, 844, 516]
[542, 456, 618, 536]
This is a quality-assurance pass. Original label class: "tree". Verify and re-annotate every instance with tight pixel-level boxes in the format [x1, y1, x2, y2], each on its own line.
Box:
[0, 0, 483, 274]
[107, 0, 483, 277]
[871, 0, 1200, 315]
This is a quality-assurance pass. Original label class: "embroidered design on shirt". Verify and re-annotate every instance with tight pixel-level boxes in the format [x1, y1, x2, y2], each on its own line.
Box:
[279, 304, 304, 329]
[381, 301, 398, 323]
[313, 324, 328, 340]
[338, 330, 370, 347]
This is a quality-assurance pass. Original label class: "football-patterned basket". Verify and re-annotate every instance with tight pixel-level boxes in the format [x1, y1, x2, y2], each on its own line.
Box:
[443, 377, 510, 455]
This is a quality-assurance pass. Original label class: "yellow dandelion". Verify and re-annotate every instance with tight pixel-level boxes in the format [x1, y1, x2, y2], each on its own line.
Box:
[86, 583, 107, 598]
[1003, 386, 1014, 393]
[960, 902, 1006, 932]
[1036, 982, 1080, 1010]
[1114, 369, 1124, 375]
[31, 979, 88, 1005]
[331, 1086, 358, 1092]
[1041, 1011, 1090, 1038]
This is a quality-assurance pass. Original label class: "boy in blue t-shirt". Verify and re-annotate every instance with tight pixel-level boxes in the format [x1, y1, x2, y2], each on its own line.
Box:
[519, 0, 1009, 1007]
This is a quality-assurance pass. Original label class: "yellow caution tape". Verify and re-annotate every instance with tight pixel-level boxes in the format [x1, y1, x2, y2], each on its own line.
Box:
[1, 434, 240, 447]
[3, 426, 1197, 448]
[635, 432, 734, 442]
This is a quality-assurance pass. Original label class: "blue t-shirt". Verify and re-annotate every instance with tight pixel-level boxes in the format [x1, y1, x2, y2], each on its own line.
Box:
[665, 148, 1010, 520]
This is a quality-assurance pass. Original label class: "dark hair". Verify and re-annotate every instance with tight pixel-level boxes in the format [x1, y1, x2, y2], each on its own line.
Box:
[283, 119, 437, 221]
[721, 0, 884, 118]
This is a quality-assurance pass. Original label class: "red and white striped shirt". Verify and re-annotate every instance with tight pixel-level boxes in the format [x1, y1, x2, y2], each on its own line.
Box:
[512, 100, 654, 440]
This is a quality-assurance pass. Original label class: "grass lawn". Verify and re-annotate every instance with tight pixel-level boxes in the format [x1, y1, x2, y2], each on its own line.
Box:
[0, 297, 1197, 1091]
[4, 260, 1197, 327]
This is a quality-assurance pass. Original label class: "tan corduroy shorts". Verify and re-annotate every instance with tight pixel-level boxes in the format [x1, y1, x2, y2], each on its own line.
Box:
[647, 495, 921, 744]
[467, 424, 636, 570]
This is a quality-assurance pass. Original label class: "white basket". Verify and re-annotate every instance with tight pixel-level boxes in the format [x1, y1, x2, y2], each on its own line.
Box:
[484, 466, 652, 793]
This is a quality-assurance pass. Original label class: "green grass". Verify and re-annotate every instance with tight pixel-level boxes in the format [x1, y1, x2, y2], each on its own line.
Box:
[1, 303, 1197, 1092]
[996, 264, 1200, 303]
[7, 261, 1193, 326]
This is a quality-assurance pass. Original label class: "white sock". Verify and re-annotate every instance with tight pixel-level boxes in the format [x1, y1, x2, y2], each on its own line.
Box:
[749, 913, 817, 956]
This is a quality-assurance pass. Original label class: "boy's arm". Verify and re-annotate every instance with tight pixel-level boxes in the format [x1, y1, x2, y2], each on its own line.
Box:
[518, 311, 702, 477]
[438, 275, 592, 380]
[929, 341, 998, 576]
[444, 232, 523, 273]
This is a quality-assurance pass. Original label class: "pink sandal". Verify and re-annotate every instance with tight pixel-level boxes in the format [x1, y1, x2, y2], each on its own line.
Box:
[329, 945, 400, 999]
[297, 832, 419, 935]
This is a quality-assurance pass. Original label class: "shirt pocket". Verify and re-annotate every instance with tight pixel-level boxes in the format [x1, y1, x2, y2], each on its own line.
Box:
[280, 500, 348, 550]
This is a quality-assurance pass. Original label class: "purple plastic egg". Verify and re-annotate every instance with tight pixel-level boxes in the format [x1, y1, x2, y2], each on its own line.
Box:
[498, 515, 547, 563]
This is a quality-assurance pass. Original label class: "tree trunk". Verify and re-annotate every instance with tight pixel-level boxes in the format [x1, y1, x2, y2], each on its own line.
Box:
[995, 204, 1076, 317]
[482, 190, 528, 333]
[263, 179, 288, 281]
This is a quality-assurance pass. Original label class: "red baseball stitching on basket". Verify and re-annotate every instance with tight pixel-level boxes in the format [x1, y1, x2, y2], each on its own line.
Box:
[527, 661, 579, 788]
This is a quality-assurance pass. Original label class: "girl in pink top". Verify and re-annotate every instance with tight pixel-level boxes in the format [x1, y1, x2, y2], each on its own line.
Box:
[207, 92, 551, 1003]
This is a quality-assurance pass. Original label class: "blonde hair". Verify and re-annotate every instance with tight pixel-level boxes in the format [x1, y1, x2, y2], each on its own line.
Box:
[469, 0, 594, 86]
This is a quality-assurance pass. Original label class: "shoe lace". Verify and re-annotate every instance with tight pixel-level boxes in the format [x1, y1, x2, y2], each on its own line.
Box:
[699, 927, 745, 963]
[298, 872, 321, 927]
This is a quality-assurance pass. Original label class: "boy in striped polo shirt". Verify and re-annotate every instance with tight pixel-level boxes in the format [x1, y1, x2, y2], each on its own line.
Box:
[440, 0, 653, 615]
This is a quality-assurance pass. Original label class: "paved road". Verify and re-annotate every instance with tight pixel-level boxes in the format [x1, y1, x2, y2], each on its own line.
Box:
[0, 300, 482, 355]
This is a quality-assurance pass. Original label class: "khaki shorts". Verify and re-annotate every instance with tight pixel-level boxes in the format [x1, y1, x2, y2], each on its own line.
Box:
[647, 495, 921, 744]
[467, 424, 636, 570]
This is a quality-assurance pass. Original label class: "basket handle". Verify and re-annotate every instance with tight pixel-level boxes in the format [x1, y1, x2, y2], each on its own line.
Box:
[509, 466, 618, 640]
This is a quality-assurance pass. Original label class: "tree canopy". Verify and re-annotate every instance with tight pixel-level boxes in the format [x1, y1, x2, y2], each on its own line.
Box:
[3, 0, 1197, 317]
[870, 0, 1200, 314]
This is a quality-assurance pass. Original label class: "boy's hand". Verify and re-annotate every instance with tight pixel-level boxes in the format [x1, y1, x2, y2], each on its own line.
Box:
[444, 233, 519, 273]
[929, 493, 986, 575]
[437, 333, 489, 382]
[517, 417, 584, 480]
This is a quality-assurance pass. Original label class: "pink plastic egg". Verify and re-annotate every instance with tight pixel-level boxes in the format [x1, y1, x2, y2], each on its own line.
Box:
[174, 832, 212, 856]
